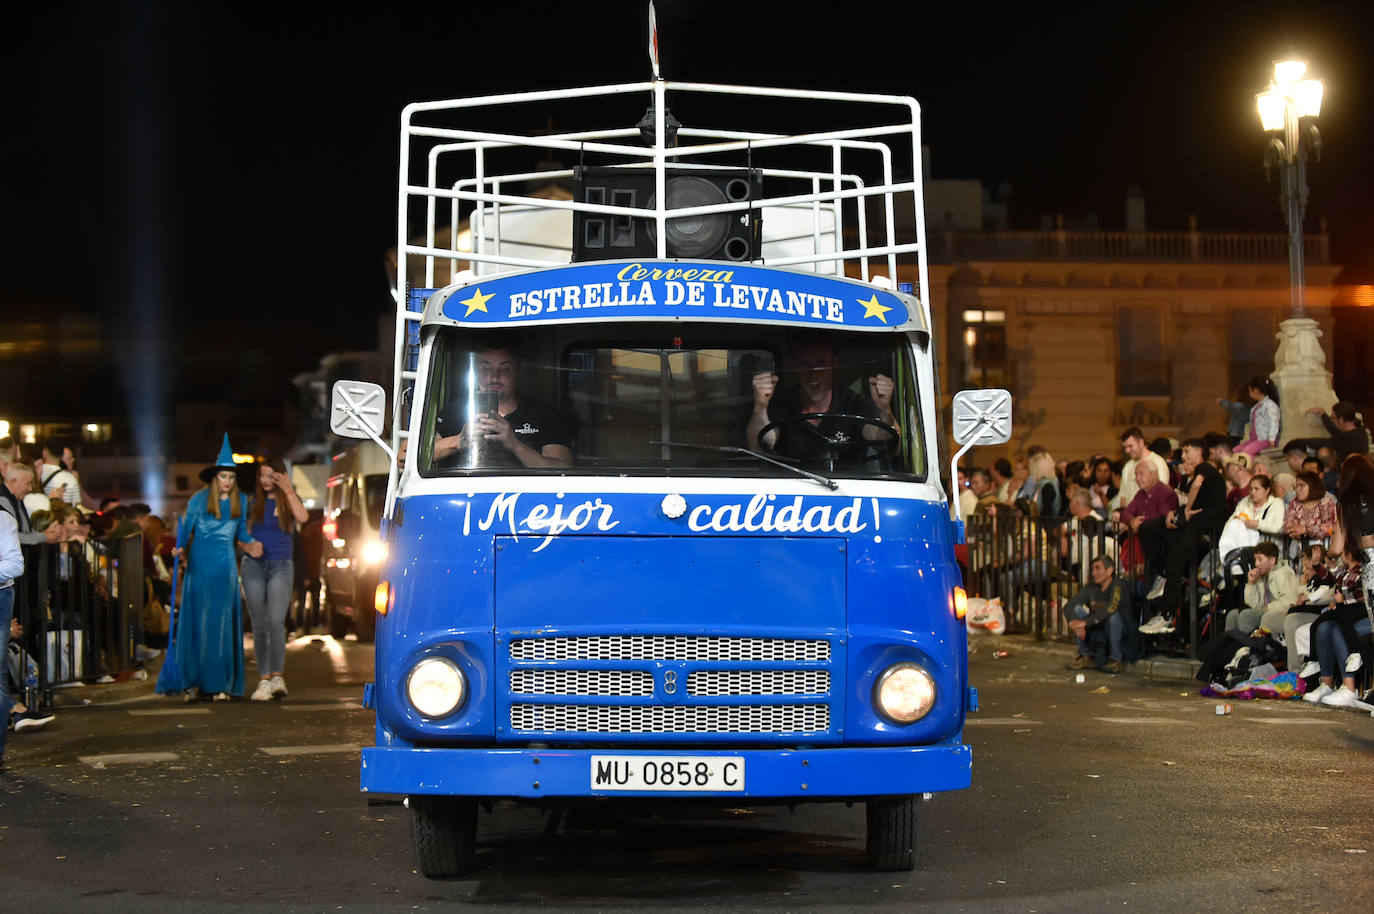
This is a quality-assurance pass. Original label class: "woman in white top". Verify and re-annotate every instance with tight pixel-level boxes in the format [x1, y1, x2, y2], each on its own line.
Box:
[1217, 473, 1285, 559]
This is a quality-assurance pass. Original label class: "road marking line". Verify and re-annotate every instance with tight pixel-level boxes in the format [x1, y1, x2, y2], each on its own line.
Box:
[278, 702, 364, 712]
[258, 744, 362, 757]
[1253, 717, 1341, 725]
[965, 717, 1040, 726]
[127, 708, 213, 716]
[80, 752, 178, 767]
[1093, 717, 1187, 724]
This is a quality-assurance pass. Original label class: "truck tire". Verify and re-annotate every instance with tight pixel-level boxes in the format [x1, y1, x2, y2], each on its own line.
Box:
[410, 796, 477, 878]
[865, 795, 921, 871]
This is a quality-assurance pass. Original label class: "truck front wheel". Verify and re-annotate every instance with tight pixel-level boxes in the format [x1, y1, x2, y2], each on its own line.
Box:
[410, 796, 477, 878]
[865, 795, 921, 871]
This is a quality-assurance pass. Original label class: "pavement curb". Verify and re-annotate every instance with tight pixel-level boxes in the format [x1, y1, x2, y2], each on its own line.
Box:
[971, 632, 1203, 683]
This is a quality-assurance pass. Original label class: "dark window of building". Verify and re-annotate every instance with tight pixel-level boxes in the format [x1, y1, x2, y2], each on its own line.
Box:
[1230, 307, 1278, 393]
[1118, 305, 1168, 397]
[961, 309, 1007, 389]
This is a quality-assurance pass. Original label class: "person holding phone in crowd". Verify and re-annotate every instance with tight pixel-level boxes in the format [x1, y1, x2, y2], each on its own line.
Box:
[243, 458, 307, 702]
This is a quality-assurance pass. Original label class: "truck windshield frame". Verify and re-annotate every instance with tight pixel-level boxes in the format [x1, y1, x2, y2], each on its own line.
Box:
[414, 322, 927, 482]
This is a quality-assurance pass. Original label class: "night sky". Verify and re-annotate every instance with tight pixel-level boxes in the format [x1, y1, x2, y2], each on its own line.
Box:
[4, 0, 1372, 426]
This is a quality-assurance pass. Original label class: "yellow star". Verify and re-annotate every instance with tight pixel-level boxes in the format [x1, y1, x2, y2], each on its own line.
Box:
[459, 287, 495, 317]
[859, 294, 892, 324]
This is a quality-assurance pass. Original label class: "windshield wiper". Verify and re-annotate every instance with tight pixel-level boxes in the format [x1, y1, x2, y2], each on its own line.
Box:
[651, 440, 838, 491]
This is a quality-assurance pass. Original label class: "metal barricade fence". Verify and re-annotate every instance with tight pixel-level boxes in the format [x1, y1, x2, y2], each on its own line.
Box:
[963, 509, 1318, 659]
[10, 535, 146, 708]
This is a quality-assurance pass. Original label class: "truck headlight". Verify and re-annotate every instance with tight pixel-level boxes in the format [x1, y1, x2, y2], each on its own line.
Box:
[406, 657, 466, 718]
[361, 540, 388, 565]
[873, 662, 936, 724]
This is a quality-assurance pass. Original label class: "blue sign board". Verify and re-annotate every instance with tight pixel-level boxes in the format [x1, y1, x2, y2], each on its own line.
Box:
[433, 261, 911, 329]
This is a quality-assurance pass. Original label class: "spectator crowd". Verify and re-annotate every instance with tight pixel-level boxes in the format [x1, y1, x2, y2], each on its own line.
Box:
[958, 384, 1373, 712]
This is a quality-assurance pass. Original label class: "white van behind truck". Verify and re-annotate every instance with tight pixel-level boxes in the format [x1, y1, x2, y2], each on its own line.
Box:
[321, 441, 389, 641]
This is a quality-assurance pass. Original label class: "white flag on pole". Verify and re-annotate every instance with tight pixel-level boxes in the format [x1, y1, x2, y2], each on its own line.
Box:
[649, 1, 660, 79]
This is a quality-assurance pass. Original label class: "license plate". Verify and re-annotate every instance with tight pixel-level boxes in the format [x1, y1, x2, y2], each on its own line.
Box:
[590, 755, 745, 792]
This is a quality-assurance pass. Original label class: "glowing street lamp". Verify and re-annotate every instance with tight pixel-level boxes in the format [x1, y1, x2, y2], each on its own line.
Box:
[1256, 57, 1322, 318]
[1257, 56, 1338, 444]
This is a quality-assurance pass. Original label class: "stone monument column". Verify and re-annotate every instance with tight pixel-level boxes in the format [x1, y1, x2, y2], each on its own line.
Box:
[1271, 316, 1338, 442]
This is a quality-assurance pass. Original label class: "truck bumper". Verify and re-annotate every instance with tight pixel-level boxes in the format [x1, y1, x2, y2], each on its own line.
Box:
[360, 743, 971, 798]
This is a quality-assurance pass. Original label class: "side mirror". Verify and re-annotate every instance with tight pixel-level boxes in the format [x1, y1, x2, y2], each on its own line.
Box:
[948, 388, 1013, 527]
[951, 389, 1012, 447]
[331, 380, 387, 441]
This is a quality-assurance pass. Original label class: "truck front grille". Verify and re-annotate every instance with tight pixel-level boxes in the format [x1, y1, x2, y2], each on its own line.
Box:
[505, 635, 835, 738]
[509, 703, 829, 735]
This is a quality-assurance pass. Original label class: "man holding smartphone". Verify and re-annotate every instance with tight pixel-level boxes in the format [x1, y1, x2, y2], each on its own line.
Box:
[433, 341, 573, 469]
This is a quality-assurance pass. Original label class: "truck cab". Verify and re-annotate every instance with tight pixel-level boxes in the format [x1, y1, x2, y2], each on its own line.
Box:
[333, 75, 1009, 877]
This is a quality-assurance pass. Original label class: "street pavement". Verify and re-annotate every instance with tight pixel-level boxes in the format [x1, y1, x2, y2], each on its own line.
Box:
[1, 631, 1371, 912]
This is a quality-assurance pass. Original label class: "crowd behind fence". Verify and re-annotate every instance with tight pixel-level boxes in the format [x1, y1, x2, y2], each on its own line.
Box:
[9, 535, 144, 710]
[963, 508, 1324, 660]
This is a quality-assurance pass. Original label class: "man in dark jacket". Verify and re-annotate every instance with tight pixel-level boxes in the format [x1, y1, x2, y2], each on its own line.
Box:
[1289, 401, 1370, 463]
[1064, 554, 1136, 673]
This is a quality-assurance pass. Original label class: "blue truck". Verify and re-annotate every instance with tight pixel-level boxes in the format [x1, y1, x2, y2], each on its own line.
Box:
[331, 75, 1009, 876]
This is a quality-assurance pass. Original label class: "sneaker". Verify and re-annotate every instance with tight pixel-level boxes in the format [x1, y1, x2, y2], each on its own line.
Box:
[1146, 576, 1167, 601]
[269, 675, 287, 699]
[1065, 655, 1096, 670]
[11, 710, 56, 731]
[1138, 615, 1161, 634]
[1320, 686, 1360, 708]
[1103, 660, 1126, 674]
[135, 645, 162, 661]
[183, 686, 200, 703]
[1347, 654, 1364, 674]
[250, 679, 274, 702]
[1298, 661, 1321, 679]
[212, 691, 231, 702]
[1303, 683, 1334, 704]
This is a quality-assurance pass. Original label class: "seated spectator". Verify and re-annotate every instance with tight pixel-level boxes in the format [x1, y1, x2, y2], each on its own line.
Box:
[1137, 438, 1229, 636]
[1317, 446, 1340, 494]
[990, 458, 1014, 504]
[1115, 461, 1179, 580]
[957, 467, 978, 522]
[1290, 400, 1371, 464]
[1225, 541, 1299, 641]
[1217, 473, 1284, 560]
[1223, 454, 1254, 512]
[1026, 450, 1062, 519]
[1284, 543, 1335, 676]
[1302, 550, 1371, 707]
[1115, 427, 1170, 512]
[1063, 554, 1137, 673]
[969, 468, 997, 512]
[1088, 456, 1118, 514]
[1283, 471, 1336, 543]
[1272, 471, 1297, 507]
[1060, 489, 1116, 583]
[1283, 442, 1309, 477]
[1235, 376, 1281, 457]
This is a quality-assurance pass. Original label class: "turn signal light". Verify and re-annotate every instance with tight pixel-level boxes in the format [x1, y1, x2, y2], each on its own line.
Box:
[953, 586, 968, 620]
[375, 581, 391, 615]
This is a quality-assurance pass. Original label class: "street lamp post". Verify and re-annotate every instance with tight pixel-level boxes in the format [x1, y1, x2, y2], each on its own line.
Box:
[1256, 58, 1336, 443]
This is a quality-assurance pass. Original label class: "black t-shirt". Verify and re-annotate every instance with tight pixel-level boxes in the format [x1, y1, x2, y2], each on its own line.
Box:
[760, 385, 888, 465]
[435, 397, 573, 468]
[1184, 461, 1229, 530]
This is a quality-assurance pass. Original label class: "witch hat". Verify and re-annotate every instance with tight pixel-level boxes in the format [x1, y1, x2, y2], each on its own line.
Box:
[198, 433, 256, 486]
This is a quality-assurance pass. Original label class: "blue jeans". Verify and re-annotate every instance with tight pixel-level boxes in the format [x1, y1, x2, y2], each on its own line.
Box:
[0, 586, 13, 761]
[1067, 603, 1127, 663]
[1316, 616, 1373, 680]
[241, 558, 293, 678]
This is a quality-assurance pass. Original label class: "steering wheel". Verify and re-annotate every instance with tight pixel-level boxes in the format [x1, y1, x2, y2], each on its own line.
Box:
[755, 412, 900, 467]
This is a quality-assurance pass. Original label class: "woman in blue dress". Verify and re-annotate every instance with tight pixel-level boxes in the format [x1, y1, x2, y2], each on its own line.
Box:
[156, 435, 262, 701]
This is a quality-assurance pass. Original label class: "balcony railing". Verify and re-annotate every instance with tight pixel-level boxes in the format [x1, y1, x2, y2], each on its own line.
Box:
[926, 229, 1329, 265]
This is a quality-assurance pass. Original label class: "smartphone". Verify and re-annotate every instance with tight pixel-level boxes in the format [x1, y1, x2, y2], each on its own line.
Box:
[470, 391, 498, 421]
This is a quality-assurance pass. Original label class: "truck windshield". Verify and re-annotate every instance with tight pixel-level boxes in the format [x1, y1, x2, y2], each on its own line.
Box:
[417, 322, 926, 481]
